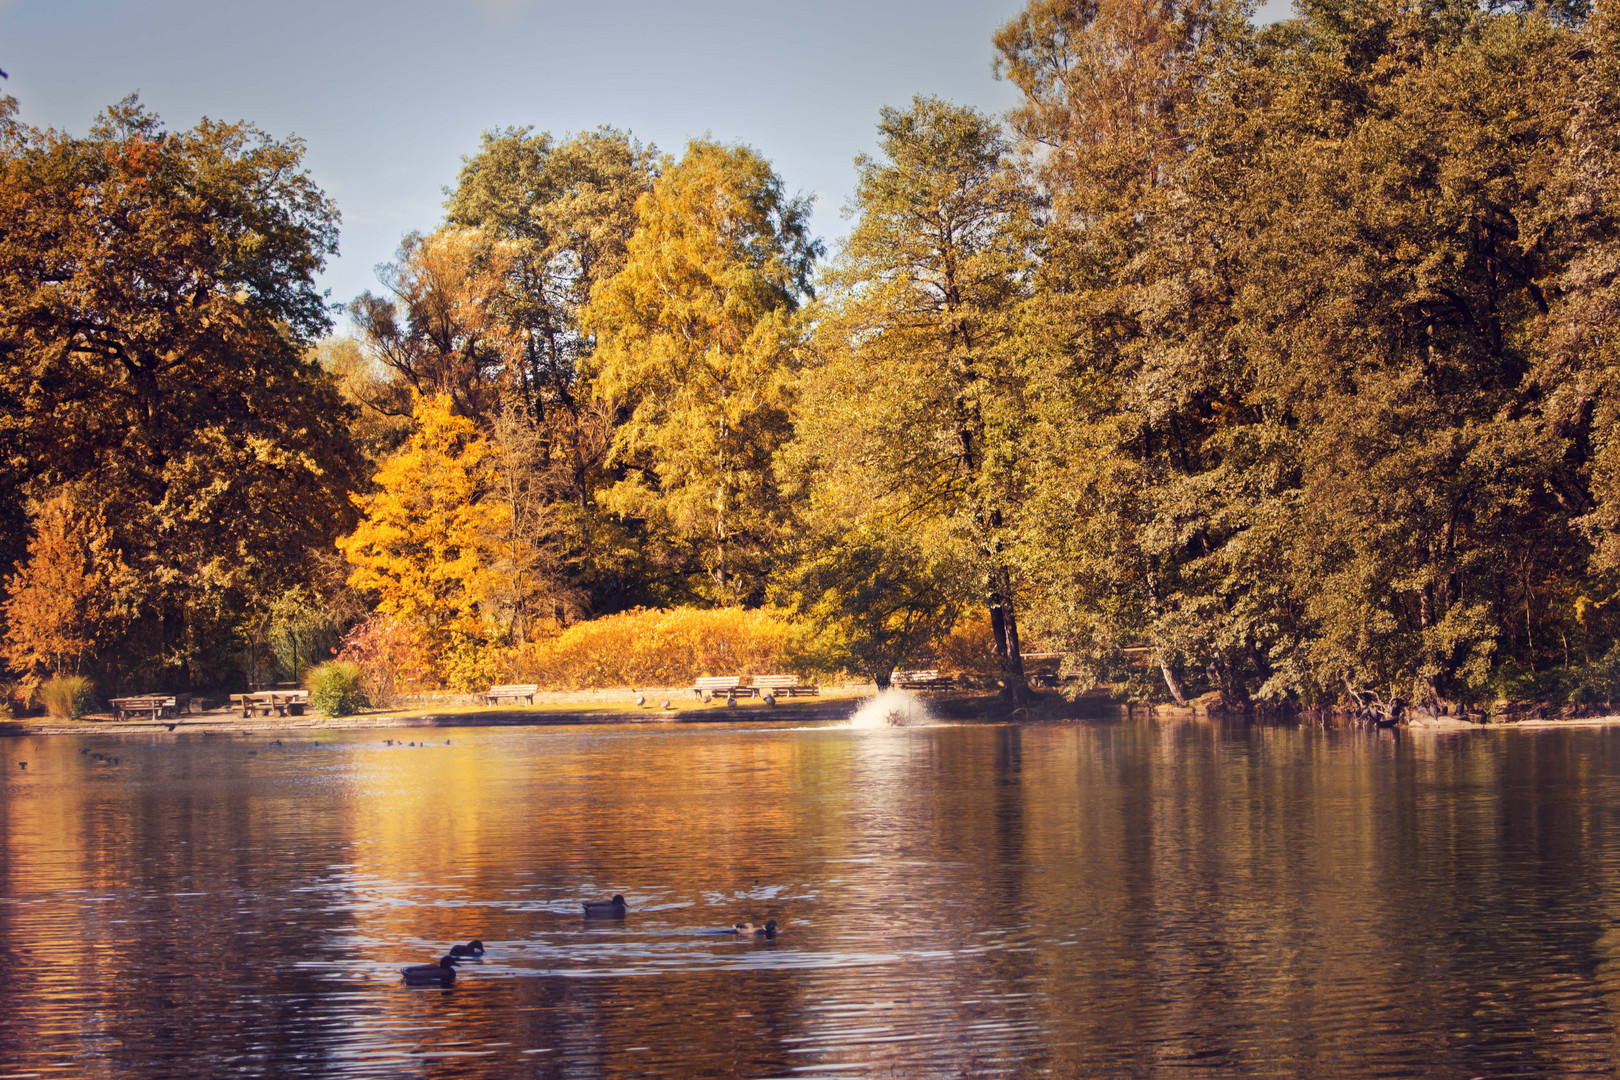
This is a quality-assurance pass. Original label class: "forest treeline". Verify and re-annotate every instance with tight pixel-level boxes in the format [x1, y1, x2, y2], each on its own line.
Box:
[6, 0, 1620, 716]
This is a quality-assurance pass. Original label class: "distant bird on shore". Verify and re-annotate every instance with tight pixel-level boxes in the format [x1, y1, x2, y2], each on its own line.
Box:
[401, 956, 458, 985]
[731, 919, 779, 938]
[583, 894, 628, 918]
[448, 939, 484, 957]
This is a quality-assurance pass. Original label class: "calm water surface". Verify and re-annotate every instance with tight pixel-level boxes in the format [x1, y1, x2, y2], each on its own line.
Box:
[4, 715, 1620, 1077]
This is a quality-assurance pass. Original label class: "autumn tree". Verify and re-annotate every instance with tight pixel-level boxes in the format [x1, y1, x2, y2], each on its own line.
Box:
[444, 126, 659, 609]
[795, 97, 1036, 701]
[992, 0, 1265, 707]
[582, 139, 820, 603]
[312, 336, 412, 467]
[777, 516, 969, 690]
[348, 226, 527, 422]
[1547, 0, 1620, 591]
[481, 400, 585, 639]
[0, 95, 359, 683]
[337, 395, 509, 668]
[2, 493, 133, 678]
[446, 125, 659, 422]
[1001, 0, 1609, 714]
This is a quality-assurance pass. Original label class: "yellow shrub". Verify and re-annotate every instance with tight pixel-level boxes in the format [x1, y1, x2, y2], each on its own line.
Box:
[521, 607, 799, 689]
[439, 633, 516, 693]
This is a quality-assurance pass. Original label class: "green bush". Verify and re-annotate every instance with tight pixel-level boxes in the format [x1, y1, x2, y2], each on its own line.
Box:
[1563, 643, 1620, 705]
[305, 661, 370, 717]
[40, 675, 96, 720]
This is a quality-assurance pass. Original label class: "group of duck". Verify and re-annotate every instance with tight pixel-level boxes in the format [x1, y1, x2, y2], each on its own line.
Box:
[400, 894, 781, 986]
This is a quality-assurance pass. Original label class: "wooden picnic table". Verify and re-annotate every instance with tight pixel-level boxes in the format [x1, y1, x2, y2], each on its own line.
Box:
[691, 676, 757, 702]
[230, 690, 310, 718]
[892, 669, 955, 691]
[752, 674, 819, 698]
[108, 693, 194, 721]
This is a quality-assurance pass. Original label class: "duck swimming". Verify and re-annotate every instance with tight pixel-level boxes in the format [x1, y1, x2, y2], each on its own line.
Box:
[401, 956, 458, 985]
[731, 919, 779, 938]
[583, 894, 628, 918]
[448, 939, 485, 957]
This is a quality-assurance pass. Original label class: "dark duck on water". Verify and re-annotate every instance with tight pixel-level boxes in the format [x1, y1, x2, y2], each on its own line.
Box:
[449, 939, 484, 957]
[401, 957, 458, 985]
[583, 894, 628, 918]
[731, 919, 779, 938]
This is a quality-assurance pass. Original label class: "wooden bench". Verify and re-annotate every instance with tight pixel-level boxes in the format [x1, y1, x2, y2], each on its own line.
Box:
[109, 694, 193, 721]
[485, 684, 539, 705]
[231, 690, 309, 718]
[892, 669, 955, 690]
[752, 675, 819, 698]
[692, 676, 756, 702]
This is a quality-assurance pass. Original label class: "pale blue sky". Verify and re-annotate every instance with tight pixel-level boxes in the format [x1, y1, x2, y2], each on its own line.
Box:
[0, 0, 1290, 317]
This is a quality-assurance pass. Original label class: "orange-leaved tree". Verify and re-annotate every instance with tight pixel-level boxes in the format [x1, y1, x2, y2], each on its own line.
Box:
[2, 493, 134, 678]
[337, 395, 509, 675]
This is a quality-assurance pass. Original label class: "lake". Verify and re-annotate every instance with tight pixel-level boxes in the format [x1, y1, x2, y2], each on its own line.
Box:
[4, 711, 1620, 1077]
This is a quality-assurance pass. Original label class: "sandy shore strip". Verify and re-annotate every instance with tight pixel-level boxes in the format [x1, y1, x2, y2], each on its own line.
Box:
[1367, 714, 1620, 731]
[0, 685, 881, 737]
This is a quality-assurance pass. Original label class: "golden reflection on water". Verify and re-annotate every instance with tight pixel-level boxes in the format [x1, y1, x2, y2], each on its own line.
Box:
[5, 721, 1620, 1076]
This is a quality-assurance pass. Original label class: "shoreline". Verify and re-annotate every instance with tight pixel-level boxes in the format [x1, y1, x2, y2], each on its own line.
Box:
[0, 687, 882, 738]
[6, 688, 1618, 738]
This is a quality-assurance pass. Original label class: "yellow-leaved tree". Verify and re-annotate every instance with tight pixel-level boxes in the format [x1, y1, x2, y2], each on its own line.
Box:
[2, 492, 135, 679]
[337, 395, 509, 685]
[581, 140, 821, 603]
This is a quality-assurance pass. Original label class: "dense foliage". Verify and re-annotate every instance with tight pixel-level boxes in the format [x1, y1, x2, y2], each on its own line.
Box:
[9, 0, 1620, 715]
[0, 96, 359, 690]
[519, 606, 797, 690]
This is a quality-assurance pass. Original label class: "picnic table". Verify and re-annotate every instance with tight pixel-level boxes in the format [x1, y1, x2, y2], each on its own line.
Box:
[1022, 652, 1076, 688]
[892, 669, 955, 691]
[752, 675, 819, 698]
[230, 690, 310, 718]
[108, 693, 194, 721]
[691, 676, 757, 702]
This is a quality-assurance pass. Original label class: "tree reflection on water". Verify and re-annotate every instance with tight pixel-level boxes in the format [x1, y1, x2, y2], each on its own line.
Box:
[3, 720, 1620, 1076]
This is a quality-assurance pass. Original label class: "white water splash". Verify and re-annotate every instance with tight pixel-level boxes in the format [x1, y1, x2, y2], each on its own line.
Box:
[847, 689, 938, 729]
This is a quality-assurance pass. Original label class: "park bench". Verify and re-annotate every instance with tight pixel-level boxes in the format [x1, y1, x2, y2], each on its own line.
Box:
[230, 690, 309, 718]
[1022, 652, 1076, 688]
[752, 674, 819, 698]
[109, 693, 193, 722]
[892, 669, 955, 691]
[485, 684, 539, 705]
[692, 676, 756, 702]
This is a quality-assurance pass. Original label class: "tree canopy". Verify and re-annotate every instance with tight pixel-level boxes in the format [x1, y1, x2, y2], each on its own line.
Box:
[0, 95, 358, 685]
[582, 139, 821, 603]
[12, 6, 1620, 714]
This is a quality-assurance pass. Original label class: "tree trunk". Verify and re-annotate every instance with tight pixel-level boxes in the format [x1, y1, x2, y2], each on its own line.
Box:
[1161, 657, 1189, 707]
[988, 592, 1029, 706]
[1001, 603, 1028, 705]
